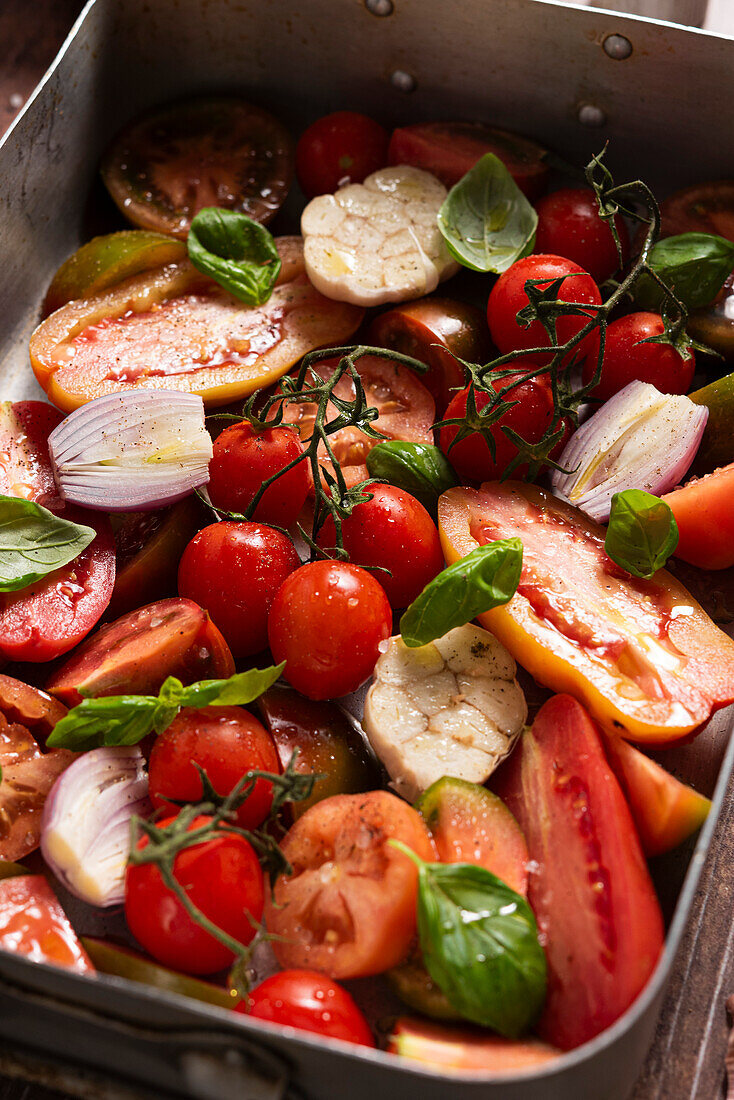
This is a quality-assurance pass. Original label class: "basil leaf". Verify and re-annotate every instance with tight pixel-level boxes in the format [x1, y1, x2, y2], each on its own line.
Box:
[187, 207, 282, 306]
[176, 663, 285, 708]
[416, 859, 546, 1036]
[634, 232, 734, 311]
[0, 495, 95, 593]
[400, 538, 522, 648]
[366, 442, 458, 513]
[437, 154, 538, 274]
[604, 489, 679, 578]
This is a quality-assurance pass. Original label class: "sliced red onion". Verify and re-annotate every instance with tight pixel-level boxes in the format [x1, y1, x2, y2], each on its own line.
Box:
[40, 746, 151, 907]
[551, 381, 708, 522]
[48, 390, 213, 511]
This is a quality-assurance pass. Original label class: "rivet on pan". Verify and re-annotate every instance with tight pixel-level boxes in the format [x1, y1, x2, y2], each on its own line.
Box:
[391, 70, 416, 93]
[577, 103, 607, 128]
[603, 33, 633, 60]
[365, 0, 394, 15]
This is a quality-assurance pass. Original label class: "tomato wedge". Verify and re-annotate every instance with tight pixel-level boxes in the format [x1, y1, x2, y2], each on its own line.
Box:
[662, 463, 734, 571]
[438, 482, 734, 743]
[29, 238, 363, 412]
[493, 695, 664, 1051]
[108, 500, 201, 619]
[0, 875, 94, 973]
[388, 1018, 559, 1073]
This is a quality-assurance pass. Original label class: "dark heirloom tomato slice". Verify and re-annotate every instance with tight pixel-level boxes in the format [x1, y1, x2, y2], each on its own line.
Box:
[30, 239, 363, 412]
[493, 695, 664, 1051]
[0, 875, 94, 973]
[388, 121, 549, 200]
[47, 597, 234, 706]
[101, 96, 295, 238]
[658, 180, 734, 241]
[438, 482, 734, 743]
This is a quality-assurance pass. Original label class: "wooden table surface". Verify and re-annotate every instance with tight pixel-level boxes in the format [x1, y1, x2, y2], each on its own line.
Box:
[1, 2, 734, 1098]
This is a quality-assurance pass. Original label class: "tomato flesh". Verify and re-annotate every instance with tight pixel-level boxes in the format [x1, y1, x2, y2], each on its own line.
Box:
[493, 695, 664, 1050]
[0, 875, 94, 973]
[659, 181, 734, 241]
[388, 1017, 559, 1072]
[241, 969, 375, 1047]
[663, 463, 734, 571]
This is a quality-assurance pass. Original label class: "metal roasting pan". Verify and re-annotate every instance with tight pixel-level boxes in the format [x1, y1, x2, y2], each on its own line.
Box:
[1, 0, 734, 1096]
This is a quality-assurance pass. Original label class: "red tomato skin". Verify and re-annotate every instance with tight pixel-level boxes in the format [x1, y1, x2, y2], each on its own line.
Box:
[533, 188, 630, 285]
[0, 401, 63, 507]
[125, 814, 264, 975]
[296, 111, 388, 198]
[240, 969, 375, 1046]
[486, 255, 602, 360]
[0, 875, 94, 974]
[663, 462, 734, 570]
[316, 485, 445, 608]
[207, 423, 309, 528]
[268, 562, 392, 700]
[582, 312, 695, 401]
[148, 706, 280, 829]
[493, 694, 664, 1051]
[439, 371, 558, 483]
[178, 522, 301, 658]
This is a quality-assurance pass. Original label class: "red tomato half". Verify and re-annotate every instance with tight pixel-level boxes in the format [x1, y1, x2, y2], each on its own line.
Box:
[534, 188, 629, 284]
[493, 695, 664, 1051]
[582, 312, 695, 401]
[296, 111, 388, 198]
[241, 969, 375, 1046]
[0, 875, 94, 974]
[663, 463, 734, 570]
[207, 422, 309, 527]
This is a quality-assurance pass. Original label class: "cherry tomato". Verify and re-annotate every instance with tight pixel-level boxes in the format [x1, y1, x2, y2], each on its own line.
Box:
[149, 706, 280, 829]
[533, 188, 629, 284]
[125, 814, 264, 975]
[178, 522, 300, 658]
[663, 462, 734, 571]
[493, 695, 664, 1050]
[582, 312, 695, 400]
[0, 875, 94, 974]
[296, 111, 388, 198]
[207, 422, 309, 528]
[486, 255, 602, 361]
[264, 791, 435, 978]
[438, 369, 558, 483]
[240, 969, 375, 1046]
[268, 562, 392, 700]
[316, 484, 445, 608]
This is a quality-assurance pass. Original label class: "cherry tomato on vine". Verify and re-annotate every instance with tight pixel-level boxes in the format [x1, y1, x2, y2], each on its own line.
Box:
[268, 561, 392, 700]
[486, 255, 602, 361]
[148, 706, 280, 830]
[240, 969, 375, 1046]
[125, 814, 264, 975]
[533, 188, 630, 284]
[178, 522, 300, 658]
[582, 312, 695, 400]
[207, 422, 309, 528]
[296, 111, 388, 198]
[316, 484, 445, 608]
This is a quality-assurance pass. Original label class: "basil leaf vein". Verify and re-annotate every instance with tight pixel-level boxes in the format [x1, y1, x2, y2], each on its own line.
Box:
[604, 489, 678, 578]
[187, 207, 282, 306]
[0, 495, 95, 593]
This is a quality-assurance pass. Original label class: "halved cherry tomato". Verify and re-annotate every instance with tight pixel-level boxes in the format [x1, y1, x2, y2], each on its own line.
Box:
[368, 297, 490, 415]
[148, 706, 280, 829]
[29, 239, 363, 412]
[296, 111, 388, 198]
[0, 875, 94, 973]
[602, 735, 710, 857]
[493, 695, 664, 1051]
[178, 522, 301, 659]
[388, 121, 549, 200]
[207, 422, 309, 528]
[279, 353, 435, 490]
[240, 969, 375, 1047]
[438, 482, 734, 743]
[265, 790, 435, 979]
[658, 181, 734, 241]
[388, 1017, 559, 1072]
[101, 96, 294, 237]
[125, 813, 264, 975]
[47, 597, 234, 706]
[534, 188, 629, 284]
[662, 463, 734, 571]
[582, 312, 695, 401]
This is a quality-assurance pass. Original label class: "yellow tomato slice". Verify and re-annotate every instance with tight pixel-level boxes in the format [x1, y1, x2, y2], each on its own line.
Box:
[438, 481, 734, 743]
[29, 237, 363, 412]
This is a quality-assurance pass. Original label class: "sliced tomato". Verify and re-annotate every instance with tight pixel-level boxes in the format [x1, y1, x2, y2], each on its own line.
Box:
[493, 695, 664, 1051]
[101, 96, 294, 237]
[0, 400, 63, 506]
[29, 239, 363, 412]
[602, 735, 711, 857]
[438, 482, 734, 743]
[388, 1018, 559, 1072]
[388, 121, 549, 199]
[662, 463, 734, 571]
[47, 597, 234, 706]
[0, 673, 67, 739]
[280, 353, 435, 488]
[658, 181, 734, 241]
[0, 874, 94, 973]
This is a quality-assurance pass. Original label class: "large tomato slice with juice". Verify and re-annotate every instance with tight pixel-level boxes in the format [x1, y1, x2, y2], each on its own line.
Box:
[0, 401, 115, 662]
[493, 694, 664, 1051]
[438, 482, 734, 744]
[29, 237, 363, 412]
[0, 874, 94, 974]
